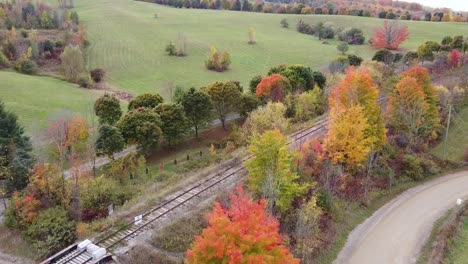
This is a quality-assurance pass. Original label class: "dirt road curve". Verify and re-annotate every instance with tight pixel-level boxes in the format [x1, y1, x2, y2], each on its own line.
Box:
[335, 170, 468, 264]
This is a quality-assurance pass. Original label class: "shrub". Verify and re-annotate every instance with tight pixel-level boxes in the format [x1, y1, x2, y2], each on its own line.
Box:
[296, 19, 315, 35]
[249, 75, 262, 94]
[338, 27, 365, 45]
[165, 42, 176, 56]
[20, 30, 28, 38]
[372, 49, 395, 64]
[401, 154, 424, 181]
[347, 54, 363, 66]
[0, 50, 10, 68]
[329, 56, 349, 73]
[280, 18, 289, 28]
[205, 46, 231, 72]
[25, 207, 76, 258]
[77, 74, 92, 88]
[14, 59, 38, 75]
[248, 27, 256, 44]
[337, 42, 349, 54]
[90, 68, 105, 83]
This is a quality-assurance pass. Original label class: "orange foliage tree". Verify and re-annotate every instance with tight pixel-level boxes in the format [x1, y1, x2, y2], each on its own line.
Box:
[387, 76, 430, 146]
[401, 66, 441, 139]
[8, 192, 42, 229]
[370, 20, 409, 50]
[328, 67, 386, 151]
[46, 115, 89, 164]
[186, 186, 299, 264]
[27, 163, 68, 208]
[256, 74, 291, 102]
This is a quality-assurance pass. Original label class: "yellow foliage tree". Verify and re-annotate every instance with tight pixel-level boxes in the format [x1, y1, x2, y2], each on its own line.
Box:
[326, 104, 374, 168]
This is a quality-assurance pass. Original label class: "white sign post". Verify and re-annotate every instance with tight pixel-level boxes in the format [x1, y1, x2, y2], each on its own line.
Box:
[134, 214, 143, 225]
[108, 203, 114, 216]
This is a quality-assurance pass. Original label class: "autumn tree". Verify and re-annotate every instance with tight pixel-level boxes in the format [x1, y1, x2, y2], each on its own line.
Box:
[128, 93, 164, 110]
[95, 124, 125, 159]
[326, 104, 373, 167]
[401, 66, 441, 140]
[256, 74, 291, 102]
[60, 45, 85, 82]
[295, 87, 325, 121]
[0, 101, 34, 192]
[295, 197, 322, 262]
[387, 76, 430, 147]
[155, 103, 190, 146]
[244, 130, 305, 214]
[27, 163, 68, 208]
[94, 94, 122, 125]
[241, 102, 289, 143]
[370, 20, 409, 50]
[116, 108, 163, 153]
[186, 186, 299, 264]
[46, 115, 89, 165]
[329, 67, 386, 152]
[179, 87, 213, 138]
[204, 81, 242, 129]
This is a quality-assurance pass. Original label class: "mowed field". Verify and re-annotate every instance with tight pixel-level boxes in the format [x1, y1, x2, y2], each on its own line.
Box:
[0, 71, 104, 131]
[69, 0, 467, 96]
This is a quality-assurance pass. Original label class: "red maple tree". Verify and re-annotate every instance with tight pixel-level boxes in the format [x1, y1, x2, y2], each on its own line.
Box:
[449, 49, 461, 68]
[370, 20, 409, 50]
[186, 186, 300, 264]
[256, 74, 291, 102]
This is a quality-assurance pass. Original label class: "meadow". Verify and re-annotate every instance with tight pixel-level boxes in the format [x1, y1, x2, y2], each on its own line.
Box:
[1, 0, 467, 131]
[0, 71, 104, 131]
[69, 0, 467, 96]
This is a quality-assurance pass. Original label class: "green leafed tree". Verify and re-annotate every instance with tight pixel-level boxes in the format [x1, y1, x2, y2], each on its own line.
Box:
[128, 93, 164, 110]
[96, 124, 125, 159]
[116, 108, 163, 153]
[155, 103, 190, 146]
[60, 45, 85, 82]
[94, 94, 122, 125]
[179, 88, 213, 138]
[204, 81, 242, 130]
[244, 130, 306, 214]
[0, 101, 34, 192]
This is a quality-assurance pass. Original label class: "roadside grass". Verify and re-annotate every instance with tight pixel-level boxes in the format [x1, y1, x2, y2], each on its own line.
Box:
[0, 71, 105, 131]
[66, 0, 467, 95]
[417, 200, 468, 264]
[444, 217, 468, 264]
[315, 166, 468, 264]
[432, 107, 468, 162]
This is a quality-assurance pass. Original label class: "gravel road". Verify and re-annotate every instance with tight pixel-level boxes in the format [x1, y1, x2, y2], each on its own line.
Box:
[336, 170, 468, 264]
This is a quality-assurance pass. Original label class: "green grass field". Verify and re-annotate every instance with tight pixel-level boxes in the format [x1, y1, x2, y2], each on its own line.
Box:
[433, 107, 468, 162]
[444, 216, 468, 264]
[68, 0, 467, 96]
[0, 71, 104, 131]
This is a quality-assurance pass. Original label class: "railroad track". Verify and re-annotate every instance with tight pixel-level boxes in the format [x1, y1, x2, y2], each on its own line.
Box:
[42, 116, 330, 264]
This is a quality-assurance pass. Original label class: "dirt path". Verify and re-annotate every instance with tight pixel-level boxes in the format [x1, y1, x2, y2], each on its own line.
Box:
[0, 252, 33, 264]
[335, 170, 468, 264]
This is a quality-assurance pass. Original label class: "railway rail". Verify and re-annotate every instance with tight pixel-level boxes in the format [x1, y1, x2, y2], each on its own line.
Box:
[41, 116, 330, 264]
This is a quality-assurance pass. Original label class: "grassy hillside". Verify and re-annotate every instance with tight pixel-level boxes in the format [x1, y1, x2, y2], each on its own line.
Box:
[0, 71, 104, 131]
[433, 107, 468, 162]
[69, 0, 466, 96]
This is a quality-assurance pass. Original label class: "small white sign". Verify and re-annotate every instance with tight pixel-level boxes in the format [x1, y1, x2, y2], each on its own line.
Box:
[457, 198, 463, 205]
[108, 204, 114, 216]
[134, 214, 143, 225]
